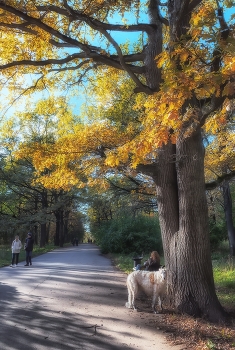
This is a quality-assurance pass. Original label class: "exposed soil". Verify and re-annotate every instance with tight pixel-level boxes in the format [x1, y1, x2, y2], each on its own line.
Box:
[136, 297, 235, 350]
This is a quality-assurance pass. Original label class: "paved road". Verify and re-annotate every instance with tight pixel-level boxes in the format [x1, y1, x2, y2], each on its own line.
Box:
[0, 244, 183, 350]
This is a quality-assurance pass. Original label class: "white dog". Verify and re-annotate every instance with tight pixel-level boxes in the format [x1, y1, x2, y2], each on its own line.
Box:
[125, 267, 167, 313]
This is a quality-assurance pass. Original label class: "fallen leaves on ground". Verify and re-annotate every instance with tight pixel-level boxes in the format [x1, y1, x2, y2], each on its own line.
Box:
[135, 297, 235, 350]
[158, 310, 235, 350]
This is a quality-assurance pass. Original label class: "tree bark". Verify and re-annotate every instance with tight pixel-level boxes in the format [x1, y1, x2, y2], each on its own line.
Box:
[40, 190, 48, 247]
[54, 213, 60, 247]
[139, 129, 226, 321]
[40, 223, 47, 247]
[64, 210, 70, 243]
[222, 180, 235, 256]
[172, 128, 225, 320]
[146, 0, 226, 322]
[54, 209, 64, 247]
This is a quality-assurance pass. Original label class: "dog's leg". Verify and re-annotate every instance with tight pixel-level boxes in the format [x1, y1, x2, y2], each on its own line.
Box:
[125, 282, 132, 308]
[158, 294, 164, 312]
[158, 296, 162, 311]
[152, 291, 158, 313]
[132, 282, 138, 311]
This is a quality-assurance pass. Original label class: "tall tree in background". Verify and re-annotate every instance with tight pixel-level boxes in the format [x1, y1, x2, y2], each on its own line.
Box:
[0, 0, 234, 321]
[0, 97, 85, 246]
[205, 128, 235, 255]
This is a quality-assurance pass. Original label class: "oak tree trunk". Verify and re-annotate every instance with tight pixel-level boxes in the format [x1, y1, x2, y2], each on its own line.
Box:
[139, 129, 226, 321]
[172, 129, 224, 320]
[140, 0, 226, 322]
[158, 129, 225, 321]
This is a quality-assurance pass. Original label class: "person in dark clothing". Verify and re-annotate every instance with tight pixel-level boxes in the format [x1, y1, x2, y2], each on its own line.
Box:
[134, 251, 161, 271]
[24, 232, 34, 266]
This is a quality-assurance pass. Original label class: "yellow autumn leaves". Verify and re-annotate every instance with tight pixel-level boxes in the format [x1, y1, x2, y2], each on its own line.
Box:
[0, 0, 234, 191]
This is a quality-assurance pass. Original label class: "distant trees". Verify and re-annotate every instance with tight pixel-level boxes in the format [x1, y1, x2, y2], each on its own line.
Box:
[0, 98, 85, 246]
[0, 153, 85, 246]
[205, 124, 235, 255]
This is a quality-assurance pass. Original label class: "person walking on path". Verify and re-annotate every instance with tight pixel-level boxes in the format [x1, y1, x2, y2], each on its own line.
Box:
[24, 232, 34, 266]
[10, 235, 22, 267]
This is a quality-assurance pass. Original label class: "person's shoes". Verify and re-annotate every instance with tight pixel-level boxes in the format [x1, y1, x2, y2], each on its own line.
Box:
[15, 264, 18, 267]
[10, 264, 13, 267]
[24, 264, 29, 266]
[12, 264, 16, 267]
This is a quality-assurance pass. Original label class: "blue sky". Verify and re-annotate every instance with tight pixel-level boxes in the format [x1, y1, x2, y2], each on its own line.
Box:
[69, 3, 235, 116]
[2, 2, 234, 120]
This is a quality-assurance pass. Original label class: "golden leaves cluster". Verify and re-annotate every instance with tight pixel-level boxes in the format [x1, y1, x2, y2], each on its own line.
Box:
[0, 0, 234, 192]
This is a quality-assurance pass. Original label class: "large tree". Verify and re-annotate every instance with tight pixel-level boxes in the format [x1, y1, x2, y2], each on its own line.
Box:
[0, 0, 234, 321]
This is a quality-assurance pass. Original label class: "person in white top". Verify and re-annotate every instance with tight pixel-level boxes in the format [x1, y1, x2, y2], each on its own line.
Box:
[10, 235, 22, 267]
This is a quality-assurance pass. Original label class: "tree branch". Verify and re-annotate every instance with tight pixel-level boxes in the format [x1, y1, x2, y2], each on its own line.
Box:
[0, 2, 147, 77]
[0, 22, 38, 34]
[62, 0, 153, 94]
[0, 53, 145, 74]
[206, 171, 235, 190]
[188, 0, 203, 13]
[199, 4, 230, 126]
[36, 3, 154, 34]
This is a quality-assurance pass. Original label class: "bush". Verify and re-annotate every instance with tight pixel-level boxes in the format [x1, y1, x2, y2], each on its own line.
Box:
[209, 221, 227, 250]
[91, 214, 162, 255]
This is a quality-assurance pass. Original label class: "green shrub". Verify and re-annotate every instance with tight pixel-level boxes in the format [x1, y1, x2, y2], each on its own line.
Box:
[209, 221, 227, 249]
[92, 213, 162, 255]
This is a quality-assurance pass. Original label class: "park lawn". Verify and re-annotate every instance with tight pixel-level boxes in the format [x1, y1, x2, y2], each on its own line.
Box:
[214, 265, 235, 310]
[0, 243, 56, 267]
[111, 252, 235, 309]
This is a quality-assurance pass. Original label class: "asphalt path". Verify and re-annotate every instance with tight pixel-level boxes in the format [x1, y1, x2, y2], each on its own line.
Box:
[0, 244, 183, 350]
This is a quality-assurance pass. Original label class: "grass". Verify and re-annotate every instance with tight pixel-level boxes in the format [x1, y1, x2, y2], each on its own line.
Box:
[110, 248, 235, 311]
[213, 259, 235, 309]
[110, 252, 165, 274]
[0, 243, 57, 267]
[211, 241, 235, 309]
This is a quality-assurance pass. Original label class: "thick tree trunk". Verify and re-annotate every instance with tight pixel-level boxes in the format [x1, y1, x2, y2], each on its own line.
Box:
[222, 180, 235, 256]
[171, 128, 225, 320]
[140, 0, 226, 322]
[139, 129, 226, 322]
[153, 143, 179, 268]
